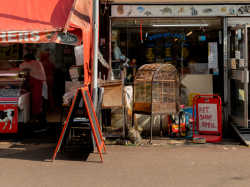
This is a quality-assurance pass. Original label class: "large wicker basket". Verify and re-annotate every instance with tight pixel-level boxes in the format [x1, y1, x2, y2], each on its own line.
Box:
[133, 63, 179, 115]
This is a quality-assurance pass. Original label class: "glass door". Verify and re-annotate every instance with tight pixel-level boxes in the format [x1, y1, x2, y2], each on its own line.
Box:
[229, 25, 249, 128]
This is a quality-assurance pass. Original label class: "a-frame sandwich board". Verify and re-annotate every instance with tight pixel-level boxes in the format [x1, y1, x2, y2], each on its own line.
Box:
[52, 87, 106, 162]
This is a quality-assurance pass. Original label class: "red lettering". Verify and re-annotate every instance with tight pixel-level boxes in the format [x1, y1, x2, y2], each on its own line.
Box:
[8, 32, 18, 42]
[0, 32, 7, 42]
[18, 32, 25, 42]
[199, 106, 209, 113]
[201, 121, 216, 129]
[0, 31, 41, 43]
[23, 32, 29, 42]
[199, 114, 212, 120]
[30, 31, 40, 42]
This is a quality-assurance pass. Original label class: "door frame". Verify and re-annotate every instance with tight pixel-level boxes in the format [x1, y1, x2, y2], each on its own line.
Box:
[226, 20, 250, 128]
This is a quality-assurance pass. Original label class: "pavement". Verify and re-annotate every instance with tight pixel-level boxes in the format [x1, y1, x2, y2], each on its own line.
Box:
[0, 135, 250, 187]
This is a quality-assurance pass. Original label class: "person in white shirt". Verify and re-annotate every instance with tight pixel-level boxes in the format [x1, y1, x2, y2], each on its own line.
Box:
[19, 54, 47, 119]
[112, 41, 126, 61]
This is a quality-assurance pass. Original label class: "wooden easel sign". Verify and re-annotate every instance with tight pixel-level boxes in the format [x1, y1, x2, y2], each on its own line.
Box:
[52, 87, 106, 162]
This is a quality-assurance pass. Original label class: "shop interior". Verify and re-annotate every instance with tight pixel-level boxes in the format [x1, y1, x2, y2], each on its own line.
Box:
[103, 17, 225, 139]
[111, 18, 223, 86]
[0, 43, 82, 125]
[229, 26, 250, 128]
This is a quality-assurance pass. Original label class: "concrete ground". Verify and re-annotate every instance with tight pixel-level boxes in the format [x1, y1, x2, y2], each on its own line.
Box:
[0, 134, 250, 187]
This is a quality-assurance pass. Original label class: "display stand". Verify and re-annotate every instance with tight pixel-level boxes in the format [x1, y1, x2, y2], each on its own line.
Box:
[192, 94, 222, 143]
[52, 87, 106, 162]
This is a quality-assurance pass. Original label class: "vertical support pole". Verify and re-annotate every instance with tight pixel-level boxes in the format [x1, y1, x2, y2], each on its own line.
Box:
[244, 25, 248, 128]
[181, 32, 184, 79]
[150, 115, 153, 144]
[108, 17, 112, 80]
[122, 65, 127, 139]
[92, 0, 99, 108]
[223, 17, 229, 127]
[121, 65, 125, 139]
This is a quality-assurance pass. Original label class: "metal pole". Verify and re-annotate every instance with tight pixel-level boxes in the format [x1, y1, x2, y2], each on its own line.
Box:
[92, 0, 99, 108]
[223, 17, 229, 126]
[244, 25, 248, 128]
[108, 18, 112, 80]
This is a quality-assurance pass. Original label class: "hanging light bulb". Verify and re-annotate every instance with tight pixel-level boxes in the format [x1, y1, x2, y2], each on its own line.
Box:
[186, 31, 193, 36]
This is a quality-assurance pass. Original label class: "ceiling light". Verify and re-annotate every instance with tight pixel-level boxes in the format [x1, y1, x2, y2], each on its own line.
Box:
[152, 24, 208, 27]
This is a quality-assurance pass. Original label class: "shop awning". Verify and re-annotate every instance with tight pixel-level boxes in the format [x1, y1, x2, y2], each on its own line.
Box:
[0, 0, 73, 32]
[0, 0, 93, 85]
[0, 0, 92, 45]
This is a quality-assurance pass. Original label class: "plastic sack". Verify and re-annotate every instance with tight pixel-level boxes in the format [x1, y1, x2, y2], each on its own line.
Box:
[74, 45, 84, 66]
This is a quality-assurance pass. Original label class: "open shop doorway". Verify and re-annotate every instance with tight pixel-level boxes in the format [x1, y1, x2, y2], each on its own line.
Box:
[0, 43, 83, 129]
[106, 17, 224, 139]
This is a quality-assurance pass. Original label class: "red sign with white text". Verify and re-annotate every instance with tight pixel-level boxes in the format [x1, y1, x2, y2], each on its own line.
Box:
[193, 95, 222, 136]
[198, 103, 218, 132]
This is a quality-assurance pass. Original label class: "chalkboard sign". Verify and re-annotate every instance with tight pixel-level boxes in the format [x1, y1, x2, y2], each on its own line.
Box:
[82, 89, 102, 146]
[52, 87, 106, 162]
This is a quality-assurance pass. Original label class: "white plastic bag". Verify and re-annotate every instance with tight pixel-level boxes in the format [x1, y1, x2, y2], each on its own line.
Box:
[74, 45, 84, 66]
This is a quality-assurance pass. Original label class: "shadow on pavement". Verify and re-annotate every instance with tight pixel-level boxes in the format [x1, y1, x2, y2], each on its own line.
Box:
[0, 123, 93, 162]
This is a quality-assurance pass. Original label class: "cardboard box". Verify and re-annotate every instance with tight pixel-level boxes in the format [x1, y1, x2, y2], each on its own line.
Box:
[101, 81, 122, 108]
[181, 74, 213, 106]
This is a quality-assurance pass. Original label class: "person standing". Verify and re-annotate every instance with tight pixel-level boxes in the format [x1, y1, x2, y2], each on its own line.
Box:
[19, 54, 47, 122]
[39, 51, 55, 110]
[112, 41, 126, 61]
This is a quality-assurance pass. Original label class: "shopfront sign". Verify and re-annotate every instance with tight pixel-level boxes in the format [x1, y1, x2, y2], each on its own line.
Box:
[0, 31, 80, 45]
[198, 103, 218, 132]
[0, 102, 18, 134]
[193, 95, 222, 143]
[112, 4, 250, 17]
[148, 32, 185, 41]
